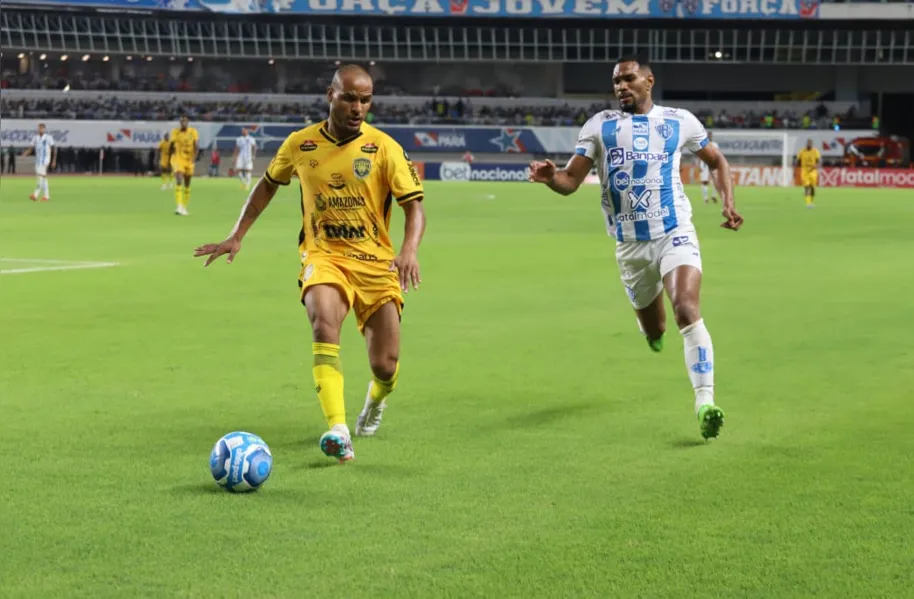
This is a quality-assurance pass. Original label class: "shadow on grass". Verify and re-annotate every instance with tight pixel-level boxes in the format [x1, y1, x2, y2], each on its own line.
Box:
[669, 438, 708, 449]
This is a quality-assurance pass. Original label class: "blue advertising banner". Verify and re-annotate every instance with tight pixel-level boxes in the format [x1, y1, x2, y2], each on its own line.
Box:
[10, 0, 821, 20]
[210, 124, 554, 154]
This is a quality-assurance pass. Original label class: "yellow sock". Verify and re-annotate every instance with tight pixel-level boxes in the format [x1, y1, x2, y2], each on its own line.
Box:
[369, 362, 399, 404]
[175, 185, 184, 209]
[313, 343, 346, 428]
[161, 173, 167, 185]
[805, 195, 812, 205]
[183, 186, 191, 208]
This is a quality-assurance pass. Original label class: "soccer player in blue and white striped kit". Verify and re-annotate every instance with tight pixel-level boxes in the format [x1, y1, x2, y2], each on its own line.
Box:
[21, 123, 56, 202]
[529, 56, 744, 440]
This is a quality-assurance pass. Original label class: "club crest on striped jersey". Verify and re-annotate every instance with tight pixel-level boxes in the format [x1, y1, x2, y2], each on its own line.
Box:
[656, 123, 674, 140]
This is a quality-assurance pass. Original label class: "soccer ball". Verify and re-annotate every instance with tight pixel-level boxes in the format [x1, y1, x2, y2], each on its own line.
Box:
[209, 431, 273, 492]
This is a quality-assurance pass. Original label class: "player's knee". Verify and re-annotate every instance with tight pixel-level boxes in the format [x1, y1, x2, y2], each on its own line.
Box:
[309, 312, 342, 344]
[672, 300, 701, 329]
[369, 352, 399, 382]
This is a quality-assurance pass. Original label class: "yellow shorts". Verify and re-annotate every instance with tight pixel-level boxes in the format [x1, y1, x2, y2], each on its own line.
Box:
[173, 160, 195, 177]
[801, 170, 818, 187]
[159, 162, 171, 172]
[298, 255, 403, 333]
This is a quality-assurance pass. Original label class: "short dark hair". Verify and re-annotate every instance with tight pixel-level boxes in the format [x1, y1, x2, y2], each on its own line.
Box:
[615, 55, 652, 73]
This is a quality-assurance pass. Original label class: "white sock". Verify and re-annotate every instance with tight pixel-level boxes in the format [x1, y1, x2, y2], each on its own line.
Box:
[42, 177, 50, 198]
[701, 184, 709, 201]
[34, 177, 42, 196]
[681, 318, 714, 414]
[245, 172, 252, 187]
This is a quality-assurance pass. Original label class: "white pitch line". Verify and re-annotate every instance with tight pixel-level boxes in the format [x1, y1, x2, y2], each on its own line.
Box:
[0, 261, 120, 275]
[0, 258, 86, 264]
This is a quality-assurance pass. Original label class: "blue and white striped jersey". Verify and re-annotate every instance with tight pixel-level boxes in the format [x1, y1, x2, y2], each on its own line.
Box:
[31, 133, 55, 167]
[235, 136, 257, 162]
[575, 105, 709, 242]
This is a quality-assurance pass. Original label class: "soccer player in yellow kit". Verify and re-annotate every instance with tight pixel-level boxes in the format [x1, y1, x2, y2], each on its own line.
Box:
[157, 133, 173, 191]
[796, 139, 821, 208]
[169, 116, 199, 215]
[193, 65, 427, 463]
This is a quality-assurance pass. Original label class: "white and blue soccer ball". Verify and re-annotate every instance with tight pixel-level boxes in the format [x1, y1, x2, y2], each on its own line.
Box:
[209, 431, 273, 492]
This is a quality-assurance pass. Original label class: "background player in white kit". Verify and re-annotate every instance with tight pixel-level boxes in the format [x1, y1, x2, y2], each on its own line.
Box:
[700, 131, 719, 204]
[529, 56, 743, 440]
[232, 128, 257, 191]
[20, 123, 56, 202]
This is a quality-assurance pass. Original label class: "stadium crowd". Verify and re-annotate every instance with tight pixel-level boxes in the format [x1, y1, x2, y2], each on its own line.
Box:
[0, 57, 876, 129]
[0, 95, 872, 130]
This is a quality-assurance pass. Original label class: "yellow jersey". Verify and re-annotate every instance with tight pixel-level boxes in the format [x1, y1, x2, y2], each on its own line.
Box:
[169, 127, 199, 164]
[157, 139, 171, 165]
[797, 148, 821, 172]
[265, 121, 424, 264]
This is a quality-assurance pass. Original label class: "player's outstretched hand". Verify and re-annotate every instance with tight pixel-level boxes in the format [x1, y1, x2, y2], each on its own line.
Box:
[721, 204, 744, 231]
[528, 159, 557, 183]
[391, 251, 421, 293]
[194, 236, 242, 267]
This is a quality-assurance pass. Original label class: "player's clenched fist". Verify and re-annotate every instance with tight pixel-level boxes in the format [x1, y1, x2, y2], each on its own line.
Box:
[194, 236, 242, 267]
[528, 159, 557, 183]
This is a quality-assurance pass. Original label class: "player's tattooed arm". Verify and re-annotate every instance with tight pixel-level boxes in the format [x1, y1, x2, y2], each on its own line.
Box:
[193, 177, 280, 266]
[696, 144, 744, 231]
[528, 154, 594, 196]
[232, 177, 279, 239]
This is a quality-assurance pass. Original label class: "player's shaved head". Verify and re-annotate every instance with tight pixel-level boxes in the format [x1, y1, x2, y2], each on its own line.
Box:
[613, 55, 655, 115]
[326, 63, 374, 139]
[330, 64, 372, 91]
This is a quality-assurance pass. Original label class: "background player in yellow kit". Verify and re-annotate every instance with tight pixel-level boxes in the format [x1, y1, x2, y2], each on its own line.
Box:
[796, 139, 821, 208]
[169, 116, 199, 216]
[193, 65, 427, 463]
[157, 132, 173, 191]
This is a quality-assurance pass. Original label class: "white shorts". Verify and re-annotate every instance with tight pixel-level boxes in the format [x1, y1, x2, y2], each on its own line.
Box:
[615, 224, 703, 310]
[699, 164, 711, 183]
[234, 159, 253, 171]
[35, 165, 49, 177]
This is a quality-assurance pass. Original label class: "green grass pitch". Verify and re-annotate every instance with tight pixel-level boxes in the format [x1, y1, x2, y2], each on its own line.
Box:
[1, 177, 912, 598]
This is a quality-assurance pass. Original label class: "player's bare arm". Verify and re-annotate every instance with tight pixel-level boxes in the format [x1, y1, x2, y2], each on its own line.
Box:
[392, 199, 426, 293]
[528, 154, 594, 196]
[696, 143, 743, 231]
[21, 147, 33, 157]
[50, 146, 57, 170]
[193, 177, 280, 266]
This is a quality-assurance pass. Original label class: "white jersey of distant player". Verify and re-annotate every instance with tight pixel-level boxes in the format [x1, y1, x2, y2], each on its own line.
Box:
[32, 133, 55, 175]
[234, 136, 257, 170]
[699, 141, 718, 182]
[575, 105, 709, 242]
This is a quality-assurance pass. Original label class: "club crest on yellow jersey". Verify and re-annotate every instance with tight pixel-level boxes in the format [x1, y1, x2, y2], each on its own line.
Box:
[353, 158, 371, 179]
